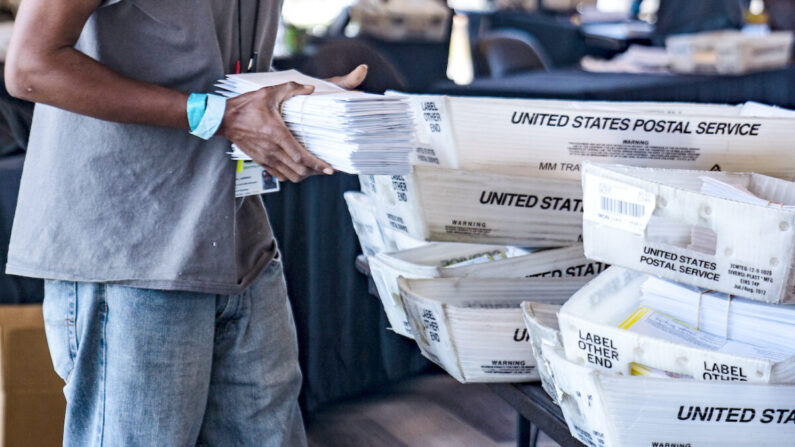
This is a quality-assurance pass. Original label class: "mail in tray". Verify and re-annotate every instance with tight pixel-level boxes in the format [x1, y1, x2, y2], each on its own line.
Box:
[582, 162, 795, 303]
[523, 304, 795, 447]
[369, 243, 527, 339]
[217, 70, 414, 175]
[370, 244, 603, 339]
[367, 165, 584, 247]
[404, 93, 795, 180]
[557, 267, 795, 384]
[399, 276, 589, 383]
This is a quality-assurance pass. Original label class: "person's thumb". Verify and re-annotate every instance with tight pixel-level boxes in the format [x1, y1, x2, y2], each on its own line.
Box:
[327, 65, 368, 90]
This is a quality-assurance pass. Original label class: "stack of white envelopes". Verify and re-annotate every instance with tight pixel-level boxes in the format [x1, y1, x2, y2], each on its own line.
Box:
[640, 276, 795, 354]
[217, 70, 413, 175]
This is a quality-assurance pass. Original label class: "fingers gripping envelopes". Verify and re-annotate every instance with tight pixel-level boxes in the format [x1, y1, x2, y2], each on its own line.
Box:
[218, 70, 414, 176]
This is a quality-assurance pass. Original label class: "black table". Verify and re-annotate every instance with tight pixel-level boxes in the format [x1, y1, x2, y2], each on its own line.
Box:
[489, 383, 586, 447]
[430, 66, 795, 109]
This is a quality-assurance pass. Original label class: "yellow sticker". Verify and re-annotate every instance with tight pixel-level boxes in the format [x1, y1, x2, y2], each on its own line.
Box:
[618, 307, 650, 330]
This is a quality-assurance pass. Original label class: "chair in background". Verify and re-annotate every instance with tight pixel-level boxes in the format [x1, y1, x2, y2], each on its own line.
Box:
[474, 29, 552, 78]
[300, 38, 408, 93]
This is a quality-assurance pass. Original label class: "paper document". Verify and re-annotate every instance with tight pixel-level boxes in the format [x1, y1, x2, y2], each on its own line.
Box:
[700, 176, 795, 210]
[640, 276, 795, 353]
[620, 306, 792, 363]
[218, 70, 414, 176]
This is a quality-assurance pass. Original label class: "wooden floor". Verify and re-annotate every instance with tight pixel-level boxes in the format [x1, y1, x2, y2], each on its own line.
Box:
[306, 374, 560, 447]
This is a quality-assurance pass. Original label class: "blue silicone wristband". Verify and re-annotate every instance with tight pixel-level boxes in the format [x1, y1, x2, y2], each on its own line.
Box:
[190, 94, 227, 140]
[186, 93, 208, 132]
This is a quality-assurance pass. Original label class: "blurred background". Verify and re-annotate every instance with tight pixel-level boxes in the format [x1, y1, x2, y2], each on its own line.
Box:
[0, 1, 793, 446]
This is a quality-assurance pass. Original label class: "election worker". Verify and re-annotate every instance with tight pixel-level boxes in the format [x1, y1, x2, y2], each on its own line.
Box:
[4, 0, 366, 445]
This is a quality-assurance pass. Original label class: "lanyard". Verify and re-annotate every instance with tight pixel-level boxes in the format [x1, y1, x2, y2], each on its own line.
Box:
[236, 0, 261, 74]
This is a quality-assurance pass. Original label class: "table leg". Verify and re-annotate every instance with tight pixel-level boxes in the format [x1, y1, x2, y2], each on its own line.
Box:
[517, 413, 531, 447]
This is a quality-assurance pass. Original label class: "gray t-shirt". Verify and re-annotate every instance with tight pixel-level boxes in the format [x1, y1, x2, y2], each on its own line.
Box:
[6, 0, 282, 294]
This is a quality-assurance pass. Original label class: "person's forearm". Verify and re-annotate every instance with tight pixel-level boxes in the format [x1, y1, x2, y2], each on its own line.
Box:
[5, 0, 190, 130]
[6, 0, 358, 183]
[6, 47, 189, 130]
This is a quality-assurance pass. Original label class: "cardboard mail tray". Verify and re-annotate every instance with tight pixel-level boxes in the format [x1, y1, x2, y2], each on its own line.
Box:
[369, 243, 523, 338]
[582, 163, 795, 303]
[399, 277, 588, 383]
[557, 267, 795, 384]
[405, 94, 795, 180]
[369, 165, 584, 247]
[523, 305, 795, 447]
[371, 244, 605, 339]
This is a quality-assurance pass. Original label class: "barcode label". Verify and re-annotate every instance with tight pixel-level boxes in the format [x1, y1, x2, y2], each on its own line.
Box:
[584, 173, 655, 235]
[600, 197, 645, 218]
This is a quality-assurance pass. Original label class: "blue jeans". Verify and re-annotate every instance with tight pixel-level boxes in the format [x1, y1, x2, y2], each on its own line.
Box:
[42, 257, 306, 447]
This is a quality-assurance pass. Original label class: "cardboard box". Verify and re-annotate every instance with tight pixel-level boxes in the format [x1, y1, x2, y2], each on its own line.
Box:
[405, 94, 795, 179]
[369, 243, 524, 338]
[523, 304, 795, 447]
[582, 163, 795, 303]
[399, 276, 589, 383]
[369, 166, 584, 246]
[557, 267, 795, 384]
[667, 31, 794, 75]
[0, 305, 65, 447]
[371, 244, 604, 339]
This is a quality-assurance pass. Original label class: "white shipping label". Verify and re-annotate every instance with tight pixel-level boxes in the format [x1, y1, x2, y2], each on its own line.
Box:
[235, 161, 281, 197]
[583, 174, 655, 235]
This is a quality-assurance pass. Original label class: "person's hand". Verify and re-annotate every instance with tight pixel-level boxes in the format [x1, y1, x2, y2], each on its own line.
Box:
[218, 82, 331, 182]
[326, 64, 368, 90]
[218, 65, 368, 183]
